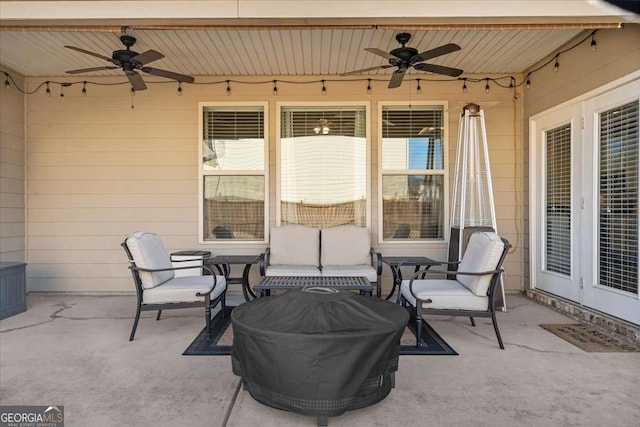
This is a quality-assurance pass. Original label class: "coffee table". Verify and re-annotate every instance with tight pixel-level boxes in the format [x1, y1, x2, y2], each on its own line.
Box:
[254, 276, 373, 297]
[205, 255, 263, 302]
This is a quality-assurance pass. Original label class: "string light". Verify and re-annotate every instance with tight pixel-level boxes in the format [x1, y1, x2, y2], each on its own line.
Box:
[416, 79, 422, 94]
[60, 82, 70, 97]
[321, 80, 326, 95]
[177, 82, 182, 96]
[590, 33, 597, 51]
[4, 74, 9, 89]
[226, 80, 231, 95]
[526, 75, 531, 89]
[554, 55, 560, 72]
[367, 79, 371, 94]
[462, 79, 467, 93]
[130, 87, 136, 96]
[485, 78, 490, 93]
[45, 82, 51, 97]
[81, 81, 87, 96]
[508, 77, 514, 92]
[273, 80, 278, 95]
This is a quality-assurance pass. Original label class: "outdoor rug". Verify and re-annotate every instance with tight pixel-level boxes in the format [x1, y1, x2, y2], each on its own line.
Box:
[540, 323, 640, 352]
[183, 306, 457, 356]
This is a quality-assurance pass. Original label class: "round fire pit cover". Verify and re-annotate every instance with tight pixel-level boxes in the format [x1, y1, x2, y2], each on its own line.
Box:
[231, 288, 409, 418]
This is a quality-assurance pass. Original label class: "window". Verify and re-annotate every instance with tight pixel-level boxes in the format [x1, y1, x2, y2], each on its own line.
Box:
[199, 104, 267, 242]
[380, 104, 446, 240]
[279, 105, 368, 228]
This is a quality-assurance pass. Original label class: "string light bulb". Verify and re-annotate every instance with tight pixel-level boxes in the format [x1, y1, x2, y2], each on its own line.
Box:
[273, 80, 278, 95]
[367, 79, 371, 94]
[416, 79, 422, 94]
[485, 79, 490, 93]
[508, 78, 514, 92]
[45, 82, 51, 97]
[130, 87, 136, 96]
[4, 74, 9, 89]
[321, 80, 326, 95]
[462, 79, 467, 93]
[554, 55, 560, 72]
[81, 81, 87, 96]
[226, 80, 231, 96]
[526, 76, 531, 89]
[590, 33, 597, 51]
[177, 82, 182, 96]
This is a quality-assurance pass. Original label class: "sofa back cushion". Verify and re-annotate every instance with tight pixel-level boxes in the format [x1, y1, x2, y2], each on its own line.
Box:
[321, 225, 371, 266]
[126, 231, 174, 289]
[457, 231, 505, 296]
[269, 225, 320, 266]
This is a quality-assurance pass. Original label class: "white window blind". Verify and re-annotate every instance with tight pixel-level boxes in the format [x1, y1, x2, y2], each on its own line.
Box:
[279, 106, 367, 228]
[544, 124, 572, 276]
[599, 100, 639, 294]
[201, 105, 266, 241]
[381, 105, 445, 240]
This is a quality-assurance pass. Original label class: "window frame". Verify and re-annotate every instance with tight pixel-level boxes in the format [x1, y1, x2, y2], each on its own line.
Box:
[275, 101, 371, 228]
[198, 102, 269, 244]
[377, 101, 450, 244]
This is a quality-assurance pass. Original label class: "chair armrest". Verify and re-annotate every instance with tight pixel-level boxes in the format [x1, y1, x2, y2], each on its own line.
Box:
[205, 257, 231, 278]
[406, 268, 504, 302]
[130, 264, 219, 295]
[370, 247, 383, 275]
[259, 247, 270, 276]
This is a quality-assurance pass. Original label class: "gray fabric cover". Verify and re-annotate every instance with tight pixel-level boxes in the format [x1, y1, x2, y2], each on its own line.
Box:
[231, 289, 408, 418]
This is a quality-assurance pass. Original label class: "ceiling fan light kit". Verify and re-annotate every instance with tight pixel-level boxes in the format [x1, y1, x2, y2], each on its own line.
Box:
[341, 32, 464, 89]
[64, 29, 195, 91]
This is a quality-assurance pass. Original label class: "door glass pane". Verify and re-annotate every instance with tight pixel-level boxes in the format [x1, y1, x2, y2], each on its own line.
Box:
[545, 124, 572, 275]
[599, 100, 639, 294]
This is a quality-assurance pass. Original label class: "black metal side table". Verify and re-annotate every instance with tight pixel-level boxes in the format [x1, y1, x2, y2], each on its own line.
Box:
[206, 255, 263, 302]
[381, 256, 440, 301]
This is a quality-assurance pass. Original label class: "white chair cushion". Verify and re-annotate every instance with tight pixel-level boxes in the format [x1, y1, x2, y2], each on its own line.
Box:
[400, 279, 488, 311]
[321, 265, 378, 282]
[265, 265, 322, 277]
[321, 225, 371, 266]
[126, 231, 174, 289]
[142, 275, 226, 305]
[269, 225, 320, 266]
[457, 232, 505, 296]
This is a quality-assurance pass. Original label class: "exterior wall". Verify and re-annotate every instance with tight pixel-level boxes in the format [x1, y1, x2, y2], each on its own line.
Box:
[22, 74, 522, 293]
[522, 24, 640, 289]
[0, 66, 26, 263]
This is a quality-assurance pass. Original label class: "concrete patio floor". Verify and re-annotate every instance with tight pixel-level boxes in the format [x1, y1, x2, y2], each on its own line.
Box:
[1, 293, 639, 427]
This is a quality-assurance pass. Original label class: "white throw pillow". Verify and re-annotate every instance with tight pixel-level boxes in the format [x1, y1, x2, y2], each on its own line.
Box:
[126, 231, 175, 289]
[269, 225, 320, 266]
[321, 225, 371, 266]
[457, 232, 505, 296]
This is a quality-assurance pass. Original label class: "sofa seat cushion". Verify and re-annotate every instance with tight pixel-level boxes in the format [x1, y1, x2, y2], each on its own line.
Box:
[265, 265, 322, 277]
[321, 225, 371, 266]
[269, 225, 320, 266]
[457, 232, 505, 296]
[142, 275, 226, 305]
[126, 231, 174, 289]
[400, 279, 488, 311]
[321, 265, 378, 282]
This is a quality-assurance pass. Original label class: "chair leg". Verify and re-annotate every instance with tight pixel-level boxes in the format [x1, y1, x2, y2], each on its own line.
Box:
[156, 310, 162, 321]
[415, 312, 423, 348]
[221, 294, 226, 319]
[491, 311, 505, 349]
[205, 296, 212, 340]
[469, 316, 475, 326]
[129, 305, 141, 341]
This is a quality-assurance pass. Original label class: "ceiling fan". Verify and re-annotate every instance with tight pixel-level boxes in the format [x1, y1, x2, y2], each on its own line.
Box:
[342, 33, 463, 89]
[64, 31, 195, 91]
